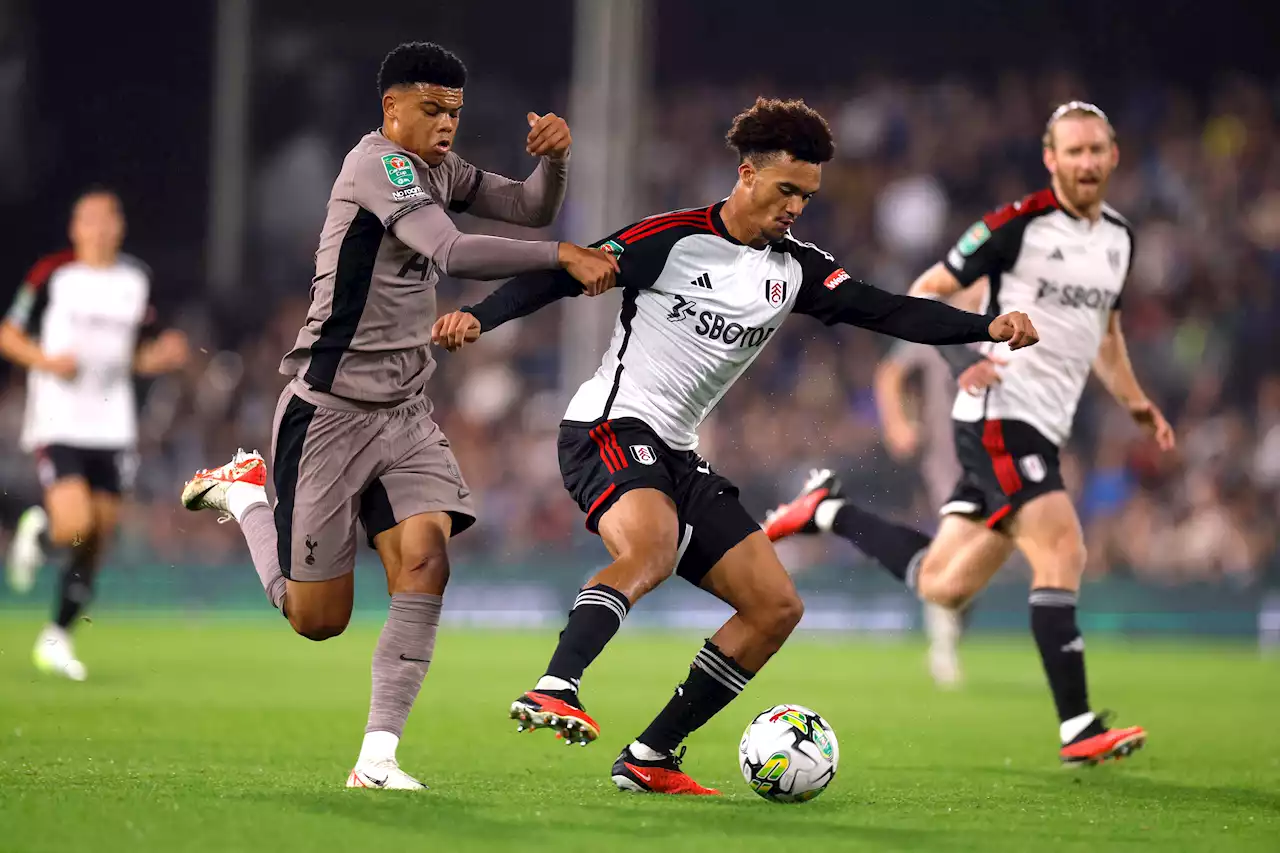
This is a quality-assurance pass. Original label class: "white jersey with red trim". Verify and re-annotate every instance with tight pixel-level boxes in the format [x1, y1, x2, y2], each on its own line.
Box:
[6, 252, 153, 451]
[562, 204, 855, 451]
[942, 189, 1134, 446]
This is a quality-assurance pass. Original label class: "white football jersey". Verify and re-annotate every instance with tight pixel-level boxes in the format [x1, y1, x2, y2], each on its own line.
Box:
[943, 189, 1133, 446]
[554, 203, 993, 450]
[7, 252, 154, 451]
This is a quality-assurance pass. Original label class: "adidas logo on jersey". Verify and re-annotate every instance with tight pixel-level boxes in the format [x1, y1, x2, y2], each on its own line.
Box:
[690, 273, 713, 290]
[1048, 247, 1065, 261]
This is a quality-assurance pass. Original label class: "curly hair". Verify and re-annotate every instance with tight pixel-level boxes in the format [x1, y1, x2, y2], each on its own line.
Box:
[726, 97, 835, 164]
[378, 42, 467, 94]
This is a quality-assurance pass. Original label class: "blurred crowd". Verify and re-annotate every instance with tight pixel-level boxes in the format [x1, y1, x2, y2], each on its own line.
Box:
[1, 69, 1277, 586]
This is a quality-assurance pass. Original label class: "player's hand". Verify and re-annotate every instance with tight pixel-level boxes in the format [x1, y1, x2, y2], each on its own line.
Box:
[431, 311, 482, 353]
[39, 352, 77, 380]
[1130, 399, 1176, 452]
[957, 355, 1008, 396]
[527, 112, 572, 160]
[151, 330, 190, 372]
[558, 243, 619, 296]
[882, 420, 921, 461]
[988, 311, 1038, 350]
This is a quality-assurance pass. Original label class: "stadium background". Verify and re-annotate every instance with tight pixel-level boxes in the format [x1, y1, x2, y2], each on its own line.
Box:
[0, 0, 1277, 641]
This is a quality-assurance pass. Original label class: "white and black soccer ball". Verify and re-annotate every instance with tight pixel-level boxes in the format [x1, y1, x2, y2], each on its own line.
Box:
[739, 703, 839, 803]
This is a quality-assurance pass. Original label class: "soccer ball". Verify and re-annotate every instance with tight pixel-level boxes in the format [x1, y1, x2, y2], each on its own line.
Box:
[739, 703, 839, 803]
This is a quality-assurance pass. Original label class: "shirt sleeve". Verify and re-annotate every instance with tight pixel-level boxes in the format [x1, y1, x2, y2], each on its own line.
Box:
[448, 154, 569, 229]
[4, 253, 67, 334]
[348, 150, 560, 280]
[792, 248, 994, 345]
[347, 150, 437, 229]
[462, 223, 662, 332]
[940, 213, 1025, 287]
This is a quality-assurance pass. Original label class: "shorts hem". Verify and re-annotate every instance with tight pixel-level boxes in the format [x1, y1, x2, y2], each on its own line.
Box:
[363, 504, 478, 546]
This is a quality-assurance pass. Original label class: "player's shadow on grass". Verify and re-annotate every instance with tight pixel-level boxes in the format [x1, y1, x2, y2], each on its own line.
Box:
[282, 790, 944, 846]
[970, 765, 1280, 815]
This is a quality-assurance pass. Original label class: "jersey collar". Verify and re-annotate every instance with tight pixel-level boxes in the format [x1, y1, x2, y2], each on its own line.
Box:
[710, 200, 744, 245]
[1050, 186, 1078, 219]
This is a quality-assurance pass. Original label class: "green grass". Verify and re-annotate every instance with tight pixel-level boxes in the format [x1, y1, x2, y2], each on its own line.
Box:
[1, 617, 1278, 852]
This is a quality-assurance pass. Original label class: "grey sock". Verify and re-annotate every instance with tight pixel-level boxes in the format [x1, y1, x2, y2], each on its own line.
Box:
[366, 592, 443, 737]
[239, 503, 286, 610]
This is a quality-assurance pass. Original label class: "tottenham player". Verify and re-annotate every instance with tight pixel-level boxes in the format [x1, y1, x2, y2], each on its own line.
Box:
[766, 102, 1175, 765]
[178, 42, 617, 790]
[871, 279, 986, 687]
[432, 97, 1038, 794]
[2, 188, 189, 680]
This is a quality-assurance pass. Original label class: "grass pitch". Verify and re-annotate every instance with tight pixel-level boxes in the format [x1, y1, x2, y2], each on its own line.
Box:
[1, 617, 1278, 852]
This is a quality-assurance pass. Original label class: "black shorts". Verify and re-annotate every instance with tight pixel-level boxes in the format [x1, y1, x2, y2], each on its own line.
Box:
[940, 419, 1063, 531]
[558, 417, 759, 586]
[35, 445, 136, 495]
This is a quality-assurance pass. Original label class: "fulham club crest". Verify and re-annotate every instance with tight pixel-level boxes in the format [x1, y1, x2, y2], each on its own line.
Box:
[631, 445, 657, 466]
[764, 279, 788, 307]
[1019, 454, 1047, 483]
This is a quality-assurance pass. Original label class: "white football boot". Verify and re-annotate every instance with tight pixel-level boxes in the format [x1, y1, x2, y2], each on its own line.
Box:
[7, 505, 48, 594]
[346, 759, 427, 791]
[181, 449, 268, 521]
[33, 624, 87, 682]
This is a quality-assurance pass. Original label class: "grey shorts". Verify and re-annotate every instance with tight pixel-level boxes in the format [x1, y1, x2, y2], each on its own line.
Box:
[271, 380, 476, 582]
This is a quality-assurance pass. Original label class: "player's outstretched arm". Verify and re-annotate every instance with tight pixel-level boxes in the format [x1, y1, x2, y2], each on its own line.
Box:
[392, 206, 617, 291]
[460, 113, 571, 228]
[1092, 310, 1175, 451]
[431, 268, 583, 352]
[907, 263, 995, 377]
[795, 271, 1038, 348]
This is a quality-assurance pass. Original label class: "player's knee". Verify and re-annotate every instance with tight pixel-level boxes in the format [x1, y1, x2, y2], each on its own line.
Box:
[287, 607, 349, 641]
[754, 591, 804, 643]
[919, 575, 975, 611]
[394, 549, 451, 595]
[49, 512, 94, 547]
[1031, 526, 1086, 585]
[620, 537, 678, 589]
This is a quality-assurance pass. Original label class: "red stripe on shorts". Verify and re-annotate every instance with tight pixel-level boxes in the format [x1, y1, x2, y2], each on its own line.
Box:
[601, 421, 628, 469]
[589, 425, 619, 473]
[981, 419, 1024, 496]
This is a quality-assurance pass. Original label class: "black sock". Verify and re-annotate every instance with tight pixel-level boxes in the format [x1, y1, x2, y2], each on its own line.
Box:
[543, 584, 631, 692]
[1030, 588, 1097, 737]
[637, 639, 755, 754]
[54, 542, 99, 629]
[828, 502, 932, 584]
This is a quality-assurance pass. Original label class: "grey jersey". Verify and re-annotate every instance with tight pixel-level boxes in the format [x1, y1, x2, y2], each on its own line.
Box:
[281, 131, 564, 403]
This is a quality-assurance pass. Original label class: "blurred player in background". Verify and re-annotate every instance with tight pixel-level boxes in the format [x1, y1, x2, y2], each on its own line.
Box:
[434, 97, 1037, 794]
[2, 187, 189, 680]
[872, 280, 986, 688]
[180, 41, 617, 790]
[766, 102, 1175, 765]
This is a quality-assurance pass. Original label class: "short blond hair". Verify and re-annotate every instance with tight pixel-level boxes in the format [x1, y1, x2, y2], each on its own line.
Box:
[1043, 101, 1116, 149]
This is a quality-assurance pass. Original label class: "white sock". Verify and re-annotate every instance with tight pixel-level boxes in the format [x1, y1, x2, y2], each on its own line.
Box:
[227, 482, 269, 523]
[813, 498, 845, 533]
[534, 675, 577, 693]
[357, 730, 400, 765]
[1060, 711, 1096, 745]
[630, 740, 665, 761]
